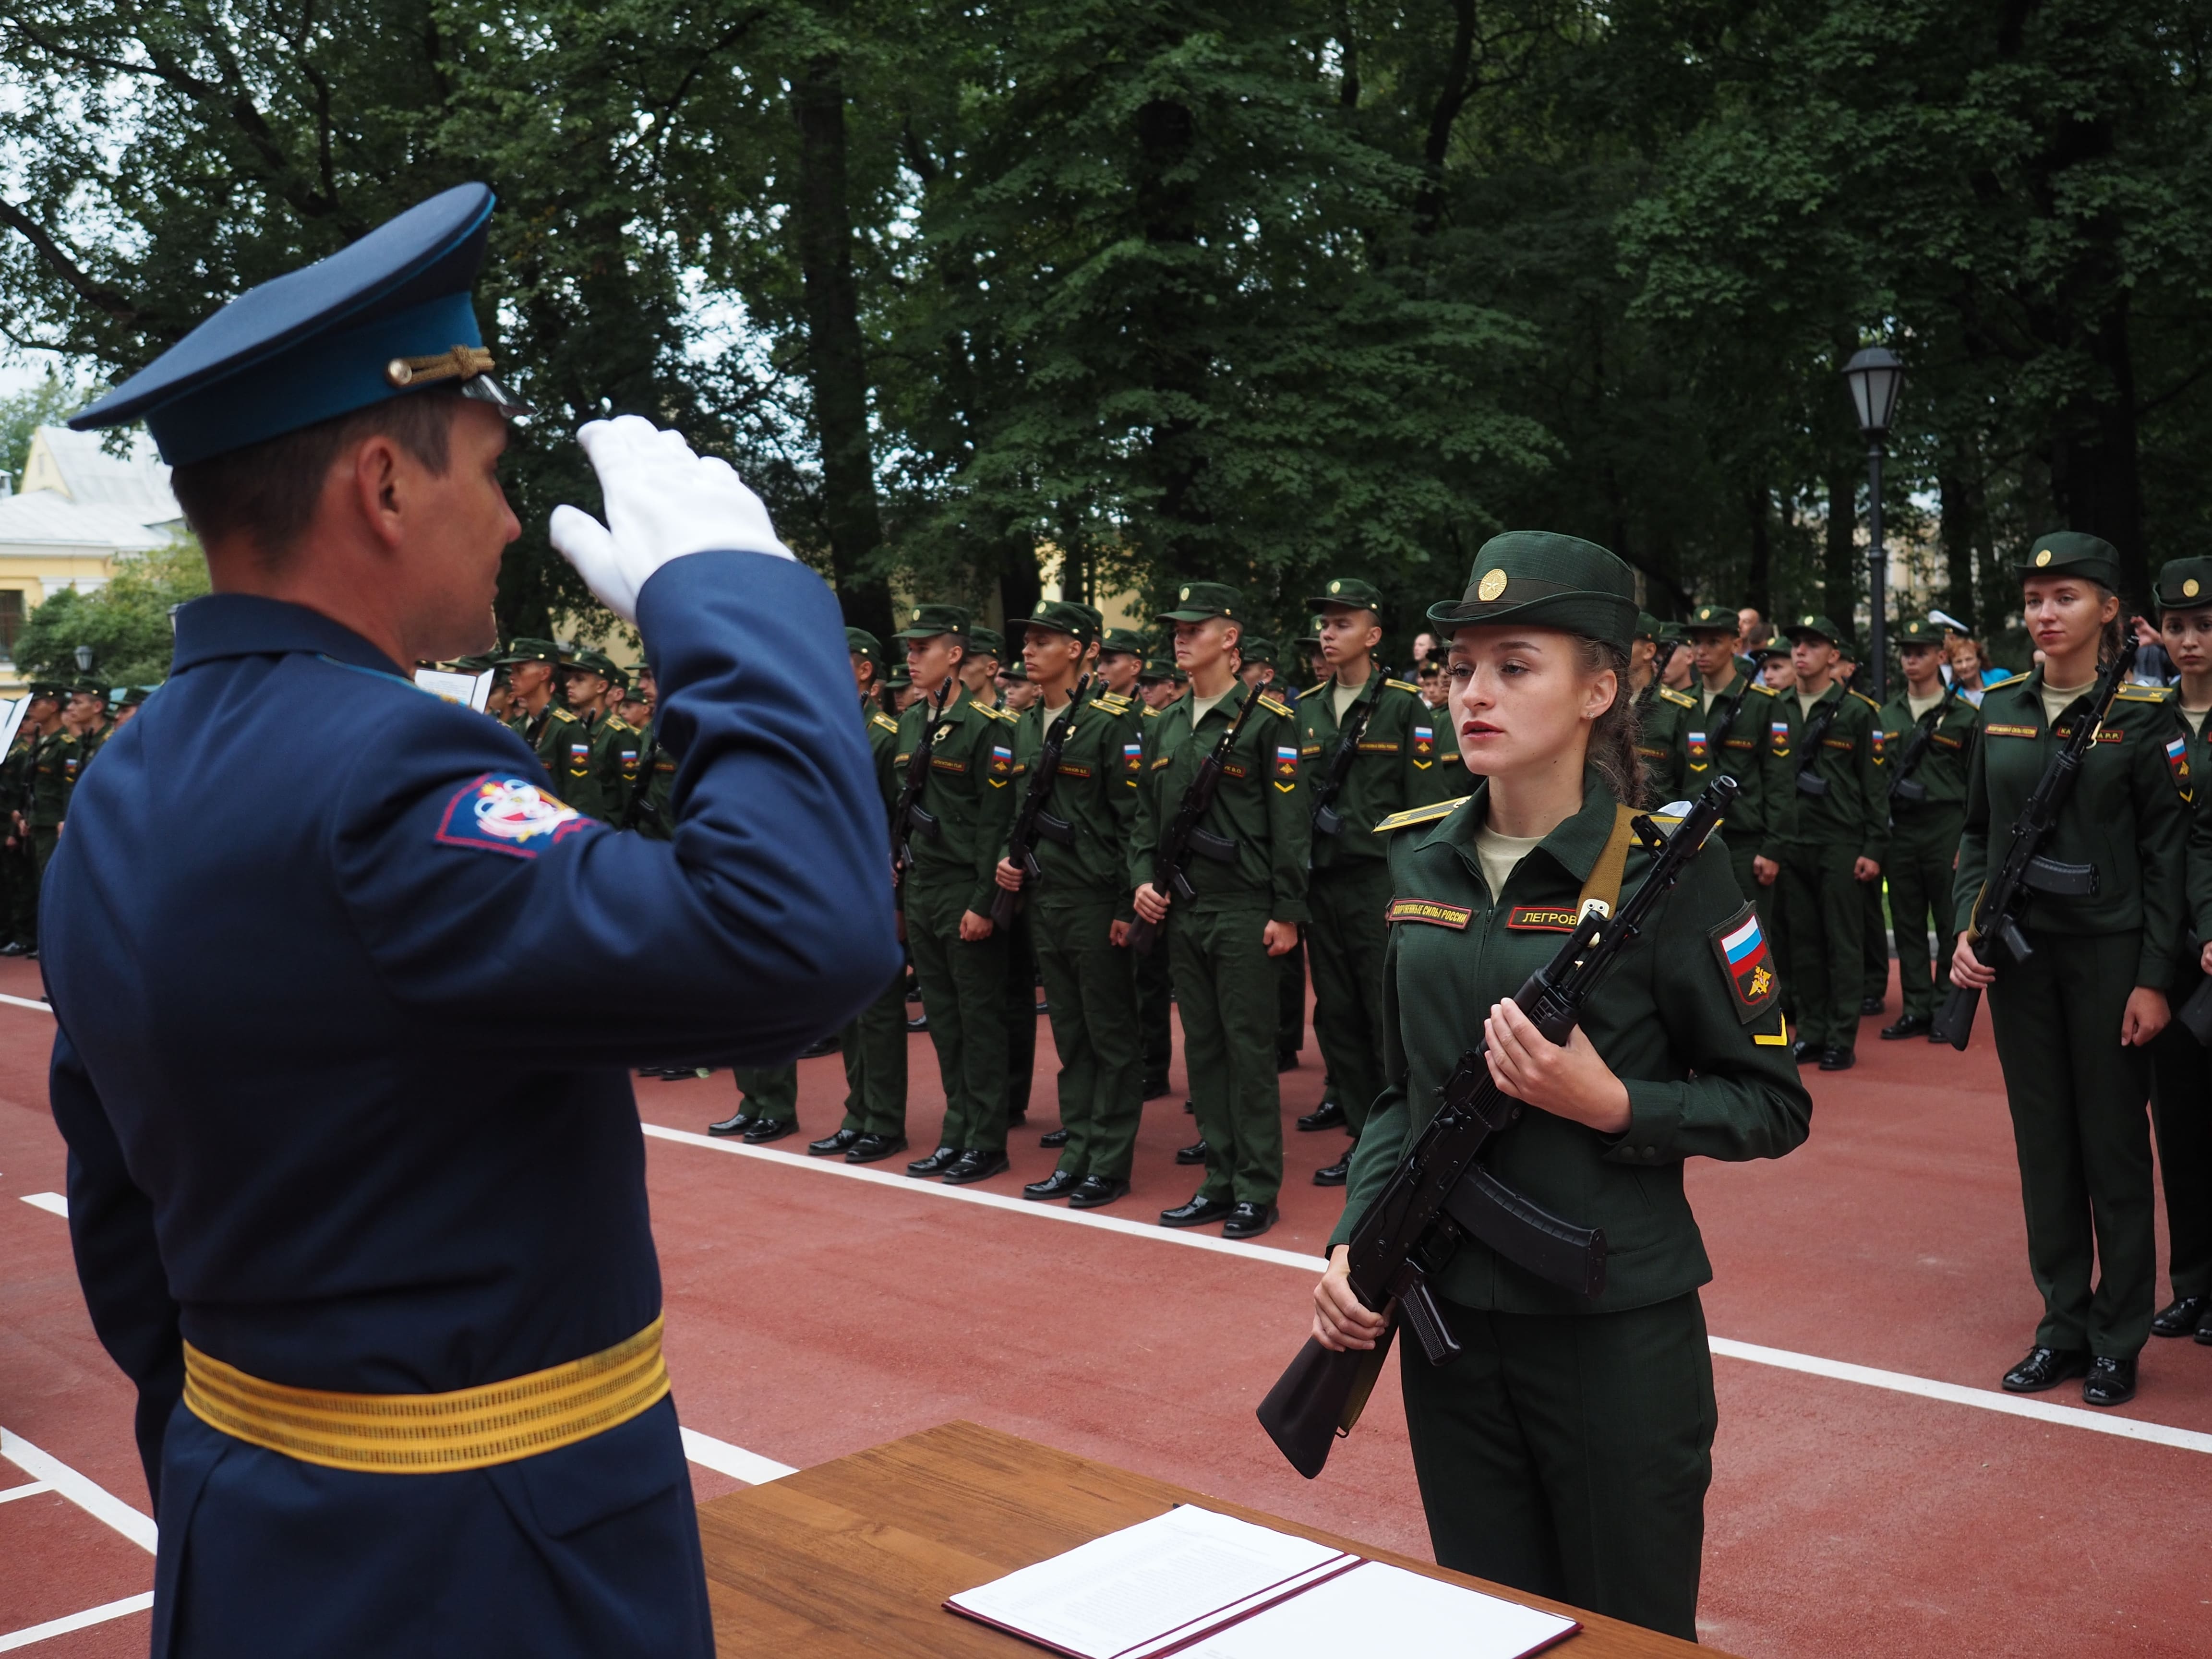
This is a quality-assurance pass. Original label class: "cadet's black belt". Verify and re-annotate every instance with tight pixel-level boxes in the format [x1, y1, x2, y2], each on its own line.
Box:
[181, 1314, 669, 1474]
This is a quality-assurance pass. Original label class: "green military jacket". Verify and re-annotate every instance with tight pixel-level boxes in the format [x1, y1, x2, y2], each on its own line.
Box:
[1760, 680, 1887, 863]
[1130, 679, 1310, 921]
[1634, 683, 1694, 805]
[1673, 671, 1776, 840]
[1875, 683, 1981, 817]
[1001, 687, 1144, 907]
[863, 695, 901, 810]
[27, 727, 77, 829]
[1297, 671, 1465, 868]
[508, 700, 589, 799]
[591, 711, 644, 825]
[892, 685, 1020, 915]
[1330, 776, 1809, 1313]
[1956, 673, 2189, 987]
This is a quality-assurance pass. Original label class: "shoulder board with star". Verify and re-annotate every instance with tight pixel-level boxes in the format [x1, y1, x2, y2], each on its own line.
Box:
[1142, 706, 1160, 720]
[1257, 693, 1294, 719]
[551, 706, 580, 724]
[1295, 681, 1325, 700]
[1851, 690, 1882, 710]
[1372, 798, 1463, 835]
[870, 711, 899, 733]
[978, 702, 1016, 721]
[1094, 691, 1133, 711]
[1746, 682, 1778, 699]
[1386, 678, 1422, 696]
[2114, 682, 2175, 703]
[1658, 685, 1695, 708]
[604, 714, 633, 733]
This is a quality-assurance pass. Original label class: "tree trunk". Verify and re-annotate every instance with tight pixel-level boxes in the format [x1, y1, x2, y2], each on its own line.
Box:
[791, 50, 892, 639]
[1936, 446, 1982, 627]
[1823, 466, 1860, 639]
[1743, 482, 1772, 623]
[1133, 92, 1213, 573]
[2047, 294, 2148, 605]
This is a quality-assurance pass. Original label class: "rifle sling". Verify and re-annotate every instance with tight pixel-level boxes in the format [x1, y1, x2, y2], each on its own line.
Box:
[1575, 805, 1641, 920]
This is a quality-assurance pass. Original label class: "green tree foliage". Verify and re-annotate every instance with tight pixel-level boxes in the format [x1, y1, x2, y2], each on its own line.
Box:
[5, 2, 2212, 663]
[12, 539, 210, 684]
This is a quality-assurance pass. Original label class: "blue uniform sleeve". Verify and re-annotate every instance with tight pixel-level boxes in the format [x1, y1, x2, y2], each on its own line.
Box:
[331, 551, 902, 1063]
[50, 1021, 181, 1504]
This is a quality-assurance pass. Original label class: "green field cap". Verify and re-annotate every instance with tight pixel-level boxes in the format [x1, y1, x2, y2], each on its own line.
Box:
[1138, 657, 1181, 683]
[1000, 657, 1029, 682]
[1101, 627, 1148, 657]
[1892, 616, 1946, 647]
[886, 661, 912, 689]
[1635, 612, 1662, 642]
[894, 602, 973, 640]
[496, 637, 563, 666]
[1782, 613, 1846, 647]
[2154, 556, 2212, 615]
[1239, 636, 1277, 665]
[967, 625, 1004, 660]
[1428, 531, 1638, 652]
[2015, 531, 2119, 590]
[1685, 602, 1740, 635]
[1155, 581, 1244, 624]
[846, 626, 885, 671]
[1295, 615, 1324, 648]
[1025, 600, 1100, 646]
[1306, 577, 1384, 612]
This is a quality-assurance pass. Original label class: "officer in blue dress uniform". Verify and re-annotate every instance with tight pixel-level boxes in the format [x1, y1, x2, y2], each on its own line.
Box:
[43, 183, 899, 1657]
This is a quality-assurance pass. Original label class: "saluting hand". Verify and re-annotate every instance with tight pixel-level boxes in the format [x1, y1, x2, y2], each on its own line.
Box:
[1482, 998, 1632, 1134]
[1312, 1245, 1389, 1352]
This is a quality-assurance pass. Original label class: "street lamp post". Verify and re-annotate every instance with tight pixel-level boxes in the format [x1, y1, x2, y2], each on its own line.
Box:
[1842, 346, 1905, 702]
[73, 643, 94, 675]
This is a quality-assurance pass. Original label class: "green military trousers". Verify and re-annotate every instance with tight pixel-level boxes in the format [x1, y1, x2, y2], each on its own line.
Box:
[904, 874, 1010, 1154]
[730, 1065, 797, 1123]
[1401, 1291, 1715, 1642]
[837, 963, 910, 1139]
[32, 825, 58, 878]
[2147, 962, 2212, 1302]
[1774, 842, 1865, 1052]
[1032, 893, 1144, 1181]
[1166, 897, 1283, 1206]
[1887, 807, 1964, 1022]
[1004, 908, 1037, 1123]
[1988, 928, 2156, 1356]
[1305, 860, 1394, 1136]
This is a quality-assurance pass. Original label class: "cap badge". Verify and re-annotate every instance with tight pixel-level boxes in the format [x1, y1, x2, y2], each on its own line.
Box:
[1802, 614, 1815, 626]
[1180, 585, 1191, 600]
[2188, 579, 2202, 599]
[1328, 579, 1342, 594]
[1477, 569, 1509, 602]
[1034, 601, 1049, 615]
[913, 608, 924, 621]
[2035, 548, 2052, 567]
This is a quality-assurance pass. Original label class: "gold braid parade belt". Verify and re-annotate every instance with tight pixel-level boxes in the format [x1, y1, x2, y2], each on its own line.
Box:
[182, 1314, 670, 1474]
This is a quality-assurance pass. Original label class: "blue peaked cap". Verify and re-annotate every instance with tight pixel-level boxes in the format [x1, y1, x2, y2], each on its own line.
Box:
[71, 183, 521, 467]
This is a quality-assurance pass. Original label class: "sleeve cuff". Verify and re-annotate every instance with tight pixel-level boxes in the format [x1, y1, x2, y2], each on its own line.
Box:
[1603, 1081, 1686, 1166]
[1273, 900, 1311, 925]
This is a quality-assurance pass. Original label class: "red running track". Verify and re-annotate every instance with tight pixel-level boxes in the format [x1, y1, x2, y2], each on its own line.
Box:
[3, 955, 2210, 1656]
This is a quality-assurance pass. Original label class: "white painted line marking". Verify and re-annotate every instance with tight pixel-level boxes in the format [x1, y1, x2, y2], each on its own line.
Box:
[681, 1426, 795, 1484]
[0, 993, 48, 1014]
[1708, 1336, 2212, 1455]
[0, 1593, 155, 1652]
[646, 1120, 2212, 1457]
[18, 1193, 65, 1218]
[0, 1480, 51, 1504]
[640, 1123, 1319, 1272]
[0, 1429, 156, 1552]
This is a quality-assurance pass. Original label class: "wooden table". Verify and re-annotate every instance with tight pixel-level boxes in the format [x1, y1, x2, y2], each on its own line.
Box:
[697, 1420, 1714, 1658]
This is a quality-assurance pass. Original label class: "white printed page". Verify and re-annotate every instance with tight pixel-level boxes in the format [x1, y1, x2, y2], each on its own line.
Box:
[1176, 1559, 1579, 1659]
[946, 1505, 1352, 1659]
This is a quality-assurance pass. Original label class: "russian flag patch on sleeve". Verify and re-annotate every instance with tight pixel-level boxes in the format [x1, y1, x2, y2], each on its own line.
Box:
[1709, 902, 1778, 1021]
[434, 775, 597, 859]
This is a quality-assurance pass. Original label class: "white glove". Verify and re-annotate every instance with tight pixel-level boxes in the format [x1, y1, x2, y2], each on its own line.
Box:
[548, 415, 792, 624]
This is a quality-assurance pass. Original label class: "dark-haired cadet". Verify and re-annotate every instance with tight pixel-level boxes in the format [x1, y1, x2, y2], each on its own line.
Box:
[1311, 532, 1807, 1640]
[1953, 533, 2188, 1407]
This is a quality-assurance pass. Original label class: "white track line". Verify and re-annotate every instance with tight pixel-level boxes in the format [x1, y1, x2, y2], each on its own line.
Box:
[0, 1481, 51, 1504]
[644, 1121, 2212, 1457]
[681, 1427, 795, 1484]
[18, 1192, 65, 1218]
[0, 1429, 156, 1551]
[0, 993, 48, 1014]
[0, 1594, 154, 1652]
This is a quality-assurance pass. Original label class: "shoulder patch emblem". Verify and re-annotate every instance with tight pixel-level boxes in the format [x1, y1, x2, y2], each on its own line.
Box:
[1410, 722, 1436, 764]
[1386, 897, 1473, 930]
[435, 776, 596, 859]
[2164, 735, 2193, 803]
[1710, 903, 1777, 1022]
[1373, 798, 1461, 834]
[1505, 906, 1580, 931]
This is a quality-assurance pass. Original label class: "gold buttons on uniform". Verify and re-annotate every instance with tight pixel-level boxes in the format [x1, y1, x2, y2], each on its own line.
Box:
[1477, 569, 1509, 602]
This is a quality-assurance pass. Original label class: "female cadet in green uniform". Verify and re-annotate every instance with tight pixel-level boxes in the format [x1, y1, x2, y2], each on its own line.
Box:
[1950, 533, 2189, 1407]
[1309, 532, 1810, 1639]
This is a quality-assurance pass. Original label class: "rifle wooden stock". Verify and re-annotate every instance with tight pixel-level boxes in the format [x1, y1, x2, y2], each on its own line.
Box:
[1255, 1327, 1397, 1481]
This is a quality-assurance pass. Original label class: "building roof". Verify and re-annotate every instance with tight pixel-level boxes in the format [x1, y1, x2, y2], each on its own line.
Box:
[0, 489, 175, 552]
[19, 426, 180, 525]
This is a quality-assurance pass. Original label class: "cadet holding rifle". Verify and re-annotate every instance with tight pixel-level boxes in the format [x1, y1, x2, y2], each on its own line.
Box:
[1303, 533, 1807, 1640]
[1874, 617, 1981, 1040]
[1130, 582, 1308, 1239]
[1949, 534, 2188, 1407]
[1298, 577, 1465, 1189]
[992, 601, 1147, 1208]
[1674, 602, 1778, 921]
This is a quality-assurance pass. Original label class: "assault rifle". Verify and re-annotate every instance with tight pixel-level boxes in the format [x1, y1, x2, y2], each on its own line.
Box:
[1793, 699, 1841, 797]
[890, 678, 956, 892]
[1256, 777, 1737, 1479]
[1888, 684, 1960, 811]
[1125, 687, 1262, 957]
[990, 675, 1092, 932]
[1310, 670, 1386, 842]
[618, 733, 663, 833]
[1933, 636, 2139, 1050]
